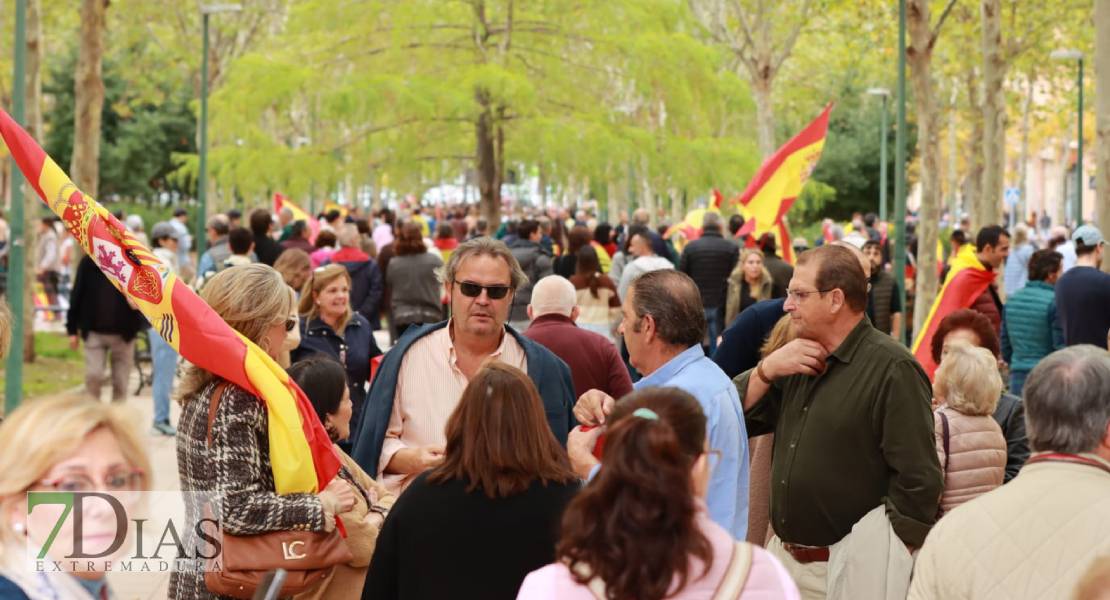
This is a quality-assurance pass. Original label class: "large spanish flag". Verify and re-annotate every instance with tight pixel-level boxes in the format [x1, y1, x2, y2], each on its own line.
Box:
[911, 244, 997, 379]
[0, 109, 339, 495]
[736, 103, 832, 239]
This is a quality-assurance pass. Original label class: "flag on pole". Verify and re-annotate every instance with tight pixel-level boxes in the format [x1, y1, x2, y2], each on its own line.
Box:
[273, 193, 320, 242]
[911, 244, 997, 379]
[736, 103, 833, 238]
[0, 109, 340, 495]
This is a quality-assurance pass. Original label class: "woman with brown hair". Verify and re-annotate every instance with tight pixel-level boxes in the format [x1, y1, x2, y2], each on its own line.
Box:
[171, 264, 358, 599]
[364, 362, 579, 600]
[725, 249, 785, 325]
[519, 388, 798, 599]
[554, 225, 593, 278]
[273, 248, 312, 297]
[386, 222, 444, 340]
[568, 245, 621, 342]
[292, 264, 382, 440]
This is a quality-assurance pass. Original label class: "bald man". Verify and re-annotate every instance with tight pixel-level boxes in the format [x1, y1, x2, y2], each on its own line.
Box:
[523, 276, 633, 399]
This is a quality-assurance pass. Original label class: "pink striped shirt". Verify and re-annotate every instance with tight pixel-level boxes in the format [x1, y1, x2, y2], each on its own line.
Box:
[378, 323, 527, 495]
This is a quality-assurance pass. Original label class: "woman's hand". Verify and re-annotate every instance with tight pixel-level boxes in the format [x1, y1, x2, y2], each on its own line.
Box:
[320, 477, 358, 514]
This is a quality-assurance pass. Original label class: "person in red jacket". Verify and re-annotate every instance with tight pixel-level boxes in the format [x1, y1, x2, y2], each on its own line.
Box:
[524, 275, 633, 400]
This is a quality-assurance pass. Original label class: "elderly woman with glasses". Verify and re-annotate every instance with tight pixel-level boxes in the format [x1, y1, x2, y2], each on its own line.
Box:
[292, 264, 383, 446]
[0, 396, 151, 599]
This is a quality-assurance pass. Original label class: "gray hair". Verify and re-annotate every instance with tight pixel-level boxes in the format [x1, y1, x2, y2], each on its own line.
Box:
[630, 270, 706, 348]
[1024, 345, 1110, 453]
[438, 236, 528, 291]
[206, 214, 229, 235]
[530, 275, 576, 317]
[702, 212, 722, 232]
[337, 224, 361, 248]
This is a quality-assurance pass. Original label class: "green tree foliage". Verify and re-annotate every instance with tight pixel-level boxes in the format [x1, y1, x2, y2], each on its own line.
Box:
[44, 45, 196, 200]
[203, 0, 761, 222]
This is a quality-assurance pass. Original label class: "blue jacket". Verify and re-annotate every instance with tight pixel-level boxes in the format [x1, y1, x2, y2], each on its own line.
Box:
[351, 321, 578, 477]
[331, 257, 384, 330]
[1001, 281, 1064, 372]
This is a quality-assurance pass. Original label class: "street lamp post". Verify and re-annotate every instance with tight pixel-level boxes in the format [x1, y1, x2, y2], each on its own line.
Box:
[867, 88, 891, 223]
[893, 0, 908, 346]
[196, 4, 242, 259]
[4, 0, 26, 413]
[1051, 49, 1085, 226]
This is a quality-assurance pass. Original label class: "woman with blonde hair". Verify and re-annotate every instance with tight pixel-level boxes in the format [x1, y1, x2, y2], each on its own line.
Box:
[0, 396, 151, 598]
[171, 264, 358, 599]
[725, 249, 784, 325]
[932, 340, 1007, 515]
[292, 264, 382, 444]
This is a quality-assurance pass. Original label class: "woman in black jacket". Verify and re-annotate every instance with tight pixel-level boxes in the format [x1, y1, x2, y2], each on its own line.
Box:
[292, 264, 383, 441]
[364, 362, 580, 600]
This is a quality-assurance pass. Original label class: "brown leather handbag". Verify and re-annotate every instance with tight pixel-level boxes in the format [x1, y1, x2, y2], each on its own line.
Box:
[202, 382, 354, 598]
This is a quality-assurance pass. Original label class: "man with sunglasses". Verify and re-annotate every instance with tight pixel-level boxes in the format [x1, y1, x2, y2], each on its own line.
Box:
[735, 244, 941, 599]
[351, 237, 576, 496]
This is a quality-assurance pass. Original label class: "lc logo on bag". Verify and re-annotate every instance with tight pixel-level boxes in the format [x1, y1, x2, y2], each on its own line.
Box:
[282, 541, 307, 560]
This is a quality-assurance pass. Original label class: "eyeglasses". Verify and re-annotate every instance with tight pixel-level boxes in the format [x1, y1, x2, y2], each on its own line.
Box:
[39, 470, 145, 493]
[785, 288, 834, 302]
[454, 280, 512, 300]
[284, 318, 298, 332]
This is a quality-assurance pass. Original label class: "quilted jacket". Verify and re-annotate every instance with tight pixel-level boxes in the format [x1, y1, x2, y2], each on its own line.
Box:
[908, 453, 1110, 599]
[933, 407, 1007, 514]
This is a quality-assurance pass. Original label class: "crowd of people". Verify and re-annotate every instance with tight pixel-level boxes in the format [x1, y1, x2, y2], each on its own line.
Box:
[0, 199, 1107, 600]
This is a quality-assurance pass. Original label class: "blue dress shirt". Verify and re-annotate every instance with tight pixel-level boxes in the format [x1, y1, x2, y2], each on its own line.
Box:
[635, 344, 750, 539]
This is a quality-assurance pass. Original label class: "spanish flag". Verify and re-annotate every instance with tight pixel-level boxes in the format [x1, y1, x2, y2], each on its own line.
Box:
[911, 244, 997, 379]
[736, 103, 832, 239]
[0, 109, 340, 495]
[273, 192, 320, 242]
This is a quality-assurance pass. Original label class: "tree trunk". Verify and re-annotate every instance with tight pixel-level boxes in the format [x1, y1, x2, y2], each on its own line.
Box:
[978, 0, 1005, 229]
[21, 0, 43, 363]
[963, 69, 984, 228]
[71, 0, 108, 196]
[1017, 76, 1034, 226]
[907, 0, 941, 340]
[948, 93, 960, 222]
[1097, 0, 1110, 272]
[639, 156, 655, 226]
[475, 99, 500, 226]
[751, 73, 777, 158]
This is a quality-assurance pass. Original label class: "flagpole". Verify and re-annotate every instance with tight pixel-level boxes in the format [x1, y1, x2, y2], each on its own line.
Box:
[893, 0, 909, 346]
[4, 0, 27, 413]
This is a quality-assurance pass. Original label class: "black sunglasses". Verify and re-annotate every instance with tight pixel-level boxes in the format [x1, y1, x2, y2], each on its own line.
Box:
[285, 318, 297, 332]
[454, 280, 512, 300]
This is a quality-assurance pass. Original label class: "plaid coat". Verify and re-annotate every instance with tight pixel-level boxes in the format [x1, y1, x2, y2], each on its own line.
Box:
[169, 380, 326, 600]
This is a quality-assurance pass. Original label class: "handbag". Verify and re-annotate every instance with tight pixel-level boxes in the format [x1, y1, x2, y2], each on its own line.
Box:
[202, 382, 354, 598]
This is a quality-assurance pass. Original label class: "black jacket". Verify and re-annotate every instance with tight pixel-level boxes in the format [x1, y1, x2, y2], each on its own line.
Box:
[991, 393, 1030, 483]
[508, 239, 553, 322]
[679, 230, 739, 308]
[253, 233, 284, 266]
[66, 255, 147, 341]
[764, 254, 794, 291]
[364, 472, 579, 600]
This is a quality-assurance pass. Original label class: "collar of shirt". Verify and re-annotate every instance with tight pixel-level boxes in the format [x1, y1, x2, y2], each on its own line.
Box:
[827, 316, 872, 365]
[306, 315, 359, 335]
[446, 318, 511, 373]
[634, 344, 706, 390]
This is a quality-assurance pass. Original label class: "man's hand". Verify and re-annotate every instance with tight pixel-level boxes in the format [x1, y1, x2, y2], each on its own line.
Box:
[567, 426, 603, 480]
[762, 339, 829, 379]
[574, 389, 616, 426]
[69, 335, 80, 351]
[387, 445, 445, 475]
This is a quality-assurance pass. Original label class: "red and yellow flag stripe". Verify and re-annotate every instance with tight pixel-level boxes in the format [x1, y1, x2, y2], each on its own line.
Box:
[0, 109, 339, 495]
[911, 245, 997, 379]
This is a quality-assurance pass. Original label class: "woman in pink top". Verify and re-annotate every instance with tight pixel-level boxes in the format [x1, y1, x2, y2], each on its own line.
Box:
[517, 388, 799, 600]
